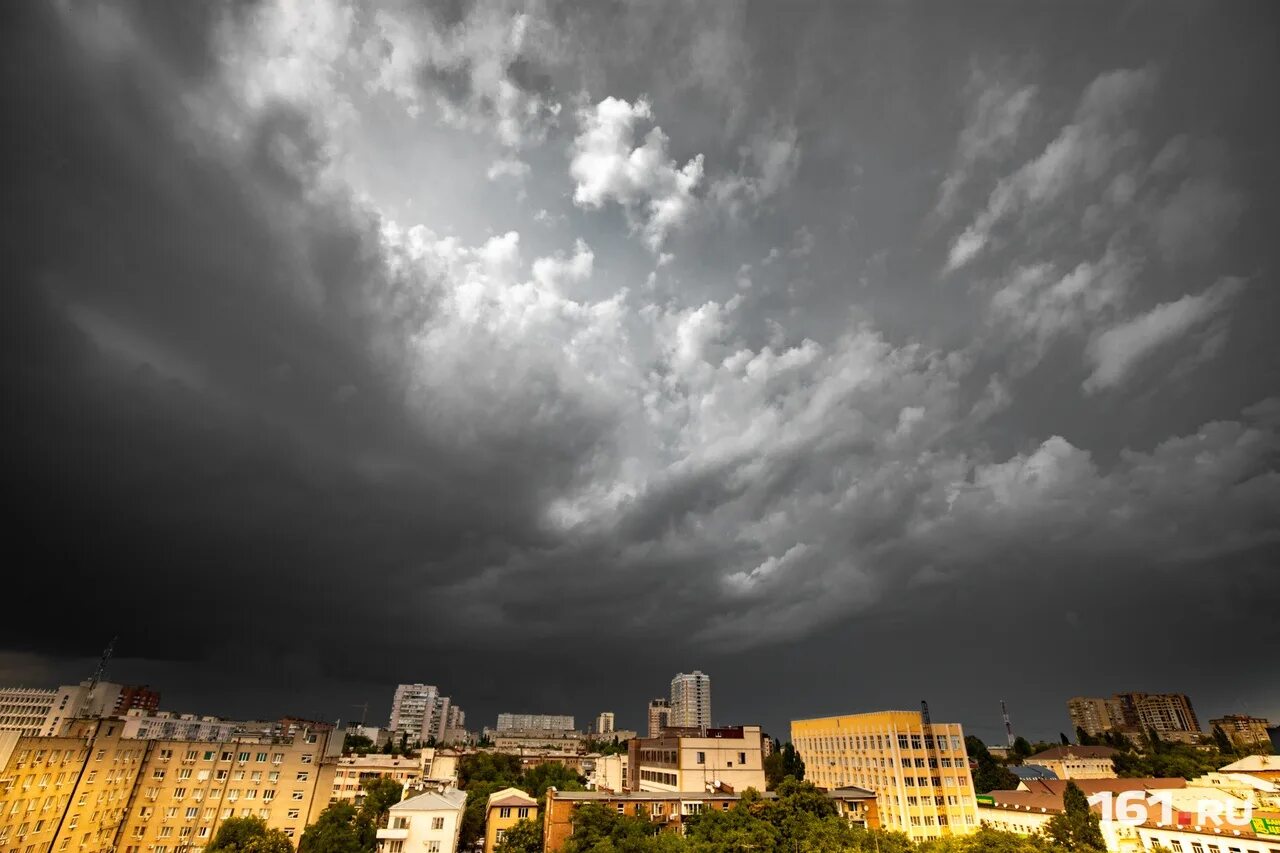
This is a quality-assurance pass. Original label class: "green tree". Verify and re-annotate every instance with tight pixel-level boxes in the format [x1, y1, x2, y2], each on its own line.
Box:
[522, 762, 586, 800]
[358, 776, 404, 826]
[779, 741, 805, 781]
[494, 817, 543, 853]
[1212, 726, 1235, 756]
[1075, 727, 1097, 747]
[298, 802, 366, 853]
[343, 734, 375, 754]
[1060, 732, 1071, 746]
[1012, 736, 1032, 760]
[966, 736, 1019, 794]
[208, 817, 294, 853]
[1046, 781, 1105, 851]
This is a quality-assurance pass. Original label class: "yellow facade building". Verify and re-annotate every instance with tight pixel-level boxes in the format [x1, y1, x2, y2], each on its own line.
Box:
[791, 709, 978, 842]
[482, 787, 536, 853]
[0, 718, 338, 853]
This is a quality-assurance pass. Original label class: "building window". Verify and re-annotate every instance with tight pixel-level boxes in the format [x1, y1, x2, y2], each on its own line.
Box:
[696, 752, 706, 765]
[431, 818, 444, 830]
[499, 807, 511, 819]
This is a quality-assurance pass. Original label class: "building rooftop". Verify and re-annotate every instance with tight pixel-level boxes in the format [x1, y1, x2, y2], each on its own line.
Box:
[1028, 746, 1118, 760]
[486, 787, 537, 808]
[1010, 765, 1059, 781]
[390, 789, 466, 811]
[1220, 755, 1280, 773]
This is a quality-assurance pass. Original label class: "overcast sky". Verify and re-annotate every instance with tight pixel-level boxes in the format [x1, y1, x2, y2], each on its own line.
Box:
[3, 0, 1279, 746]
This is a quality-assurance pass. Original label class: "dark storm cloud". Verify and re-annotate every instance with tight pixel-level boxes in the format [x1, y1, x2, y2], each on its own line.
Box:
[3, 0, 1278, 739]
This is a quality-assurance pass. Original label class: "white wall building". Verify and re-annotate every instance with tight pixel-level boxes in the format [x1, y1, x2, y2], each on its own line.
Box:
[669, 671, 711, 729]
[118, 709, 240, 741]
[0, 687, 56, 735]
[388, 685, 465, 744]
[376, 789, 467, 853]
[496, 713, 574, 731]
[596, 712, 616, 735]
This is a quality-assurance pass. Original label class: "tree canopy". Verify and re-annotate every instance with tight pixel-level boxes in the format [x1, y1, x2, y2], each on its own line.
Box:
[207, 817, 294, 853]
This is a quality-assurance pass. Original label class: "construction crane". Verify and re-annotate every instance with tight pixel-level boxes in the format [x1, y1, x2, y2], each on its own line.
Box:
[1001, 700, 1015, 748]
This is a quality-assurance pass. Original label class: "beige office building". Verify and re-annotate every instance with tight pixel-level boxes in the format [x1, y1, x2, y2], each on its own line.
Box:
[627, 725, 766, 793]
[791, 710, 978, 842]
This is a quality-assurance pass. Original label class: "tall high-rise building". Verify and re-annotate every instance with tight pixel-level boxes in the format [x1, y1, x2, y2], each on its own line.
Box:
[388, 684, 465, 744]
[495, 713, 575, 732]
[0, 686, 57, 735]
[792, 709, 979, 843]
[669, 671, 711, 730]
[595, 712, 615, 735]
[1068, 693, 1200, 741]
[647, 699, 671, 738]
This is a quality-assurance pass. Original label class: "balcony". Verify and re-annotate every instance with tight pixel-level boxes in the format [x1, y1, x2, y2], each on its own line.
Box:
[375, 829, 409, 841]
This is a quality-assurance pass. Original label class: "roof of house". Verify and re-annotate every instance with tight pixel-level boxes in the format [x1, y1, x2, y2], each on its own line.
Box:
[984, 778, 1188, 815]
[486, 787, 537, 809]
[391, 789, 467, 812]
[1010, 765, 1059, 781]
[1028, 746, 1118, 760]
[546, 787, 876, 803]
[1220, 755, 1280, 773]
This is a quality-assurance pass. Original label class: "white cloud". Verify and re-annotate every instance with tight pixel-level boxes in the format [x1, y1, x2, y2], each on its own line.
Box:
[945, 67, 1157, 272]
[570, 97, 705, 251]
[935, 76, 1037, 219]
[486, 156, 531, 182]
[1083, 277, 1244, 392]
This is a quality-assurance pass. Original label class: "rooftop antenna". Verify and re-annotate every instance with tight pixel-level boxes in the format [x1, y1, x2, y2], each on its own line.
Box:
[87, 637, 117, 693]
[1001, 700, 1015, 748]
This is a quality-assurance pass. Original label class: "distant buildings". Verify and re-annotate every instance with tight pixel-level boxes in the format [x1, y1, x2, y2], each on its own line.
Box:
[1210, 714, 1273, 749]
[791, 709, 978, 842]
[669, 671, 711, 729]
[627, 724, 767, 794]
[0, 681, 160, 737]
[118, 709, 240, 741]
[388, 684, 466, 745]
[646, 698, 671, 738]
[1024, 745, 1118, 780]
[483, 787, 537, 853]
[1067, 693, 1201, 742]
[496, 713, 574, 732]
[594, 712, 615, 735]
[377, 788, 467, 853]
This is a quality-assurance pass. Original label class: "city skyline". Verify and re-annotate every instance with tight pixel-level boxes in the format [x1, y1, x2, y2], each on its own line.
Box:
[3, 0, 1279, 752]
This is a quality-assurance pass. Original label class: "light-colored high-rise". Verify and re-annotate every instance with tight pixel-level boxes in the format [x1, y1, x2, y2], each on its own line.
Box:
[388, 685, 465, 745]
[1068, 693, 1201, 741]
[792, 709, 978, 843]
[595, 712, 615, 735]
[0, 686, 57, 735]
[669, 671, 711, 729]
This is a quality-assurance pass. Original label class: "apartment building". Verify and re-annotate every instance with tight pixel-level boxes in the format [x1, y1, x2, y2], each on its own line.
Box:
[1024, 746, 1118, 780]
[646, 700, 670, 739]
[0, 719, 146, 853]
[495, 714, 574, 732]
[1069, 693, 1202, 742]
[1211, 715, 1274, 749]
[594, 713, 615, 735]
[375, 789, 466, 853]
[387, 686, 463, 746]
[115, 724, 338, 850]
[117, 712, 239, 743]
[541, 786, 877, 851]
[483, 788, 537, 853]
[0, 689, 57, 736]
[627, 726, 766, 794]
[1068, 696, 1128, 738]
[0, 718, 340, 853]
[331, 754, 421, 804]
[791, 709, 978, 842]
[669, 673, 710, 730]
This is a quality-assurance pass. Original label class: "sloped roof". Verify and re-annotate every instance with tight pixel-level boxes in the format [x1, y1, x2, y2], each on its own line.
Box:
[1220, 755, 1280, 773]
[391, 789, 467, 811]
[1010, 764, 1059, 781]
[486, 787, 537, 808]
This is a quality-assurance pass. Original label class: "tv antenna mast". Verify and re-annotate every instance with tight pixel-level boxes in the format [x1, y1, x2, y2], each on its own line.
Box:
[1001, 699, 1015, 747]
[88, 637, 117, 693]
